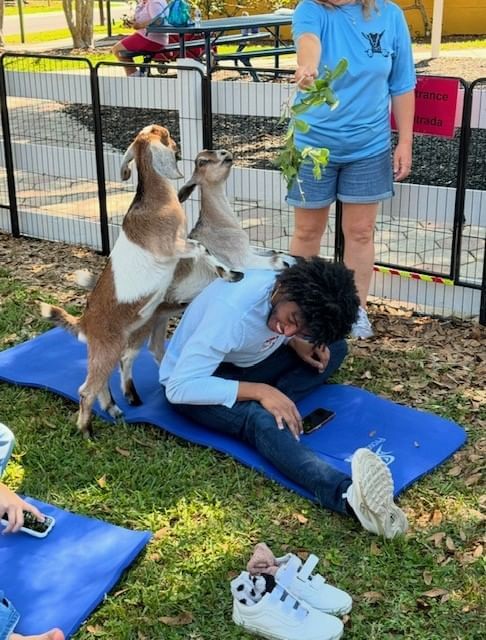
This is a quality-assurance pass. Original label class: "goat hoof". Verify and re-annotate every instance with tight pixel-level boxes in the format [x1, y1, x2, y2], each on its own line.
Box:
[125, 391, 142, 406]
[229, 269, 244, 282]
[107, 404, 123, 419]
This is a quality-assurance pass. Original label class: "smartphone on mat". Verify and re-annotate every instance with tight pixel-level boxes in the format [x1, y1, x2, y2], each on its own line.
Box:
[1, 510, 56, 538]
[302, 408, 335, 435]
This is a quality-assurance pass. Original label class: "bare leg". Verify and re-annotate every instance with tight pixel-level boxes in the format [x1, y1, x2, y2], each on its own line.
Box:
[112, 41, 136, 76]
[11, 629, 64, 640]
[290, 207, 330, 257]
[341, 202, 379, 307]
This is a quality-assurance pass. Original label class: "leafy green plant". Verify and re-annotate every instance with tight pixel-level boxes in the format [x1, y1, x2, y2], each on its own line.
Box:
[274, 58, 348, 198]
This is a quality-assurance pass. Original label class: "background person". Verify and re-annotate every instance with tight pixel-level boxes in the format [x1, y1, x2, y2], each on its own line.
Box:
[0, 422, 65, 640]
[288, 0, 416, 338]
[112, 0, 169, 76]
[160, 258, 408, 538]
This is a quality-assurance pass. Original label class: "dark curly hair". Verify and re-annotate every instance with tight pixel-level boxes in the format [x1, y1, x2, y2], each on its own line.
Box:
[276, 257, 360, 346]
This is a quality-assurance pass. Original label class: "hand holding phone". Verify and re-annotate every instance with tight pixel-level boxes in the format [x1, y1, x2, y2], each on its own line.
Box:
[302, 407, 335, 435]
[1, 510, 56, 538]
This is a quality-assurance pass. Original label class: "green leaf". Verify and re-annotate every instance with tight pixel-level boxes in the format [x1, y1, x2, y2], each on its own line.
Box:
[294, 119, 310, 133]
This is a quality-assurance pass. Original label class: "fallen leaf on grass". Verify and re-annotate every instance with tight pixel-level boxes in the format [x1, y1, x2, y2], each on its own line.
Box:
[464, 473, 482, 486]
[428, 532, 446, 547]
[447, 465, 462, 476]
[86, 626, 104, 635]
[445, 536, 456, 552]
[430, 510, 443, 526]
[370, 542, 381, 556]
[422, 588, 449, 598]
[96, 475, 107, 488]
[293, 512, 308, 524]
[115, 446, 131, 457]
[153, 526, 170, 540]
[360, 591, 384, 604]
[422, 570, 433, 585]
[159, 612, 194, 626]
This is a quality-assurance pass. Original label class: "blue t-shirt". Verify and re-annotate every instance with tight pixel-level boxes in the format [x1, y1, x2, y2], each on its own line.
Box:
[292, 0, 416, 162]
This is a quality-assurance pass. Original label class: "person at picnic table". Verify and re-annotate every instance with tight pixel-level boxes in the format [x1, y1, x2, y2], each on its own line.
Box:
[112, 0, 170, 76]
[159, 257, 408, 538]
[0, 422, 65, 640]
[287, 0, 416, 339]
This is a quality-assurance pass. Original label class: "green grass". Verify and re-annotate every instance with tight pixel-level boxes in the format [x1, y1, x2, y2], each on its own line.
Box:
[0, 267, 484, 639]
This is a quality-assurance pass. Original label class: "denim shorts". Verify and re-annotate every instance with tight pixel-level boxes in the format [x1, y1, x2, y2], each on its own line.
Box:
[286, 148, 394, 208]
[0, 592, 20, 640]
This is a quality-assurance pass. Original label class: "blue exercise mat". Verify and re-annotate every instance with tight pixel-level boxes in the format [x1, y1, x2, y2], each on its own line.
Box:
[0, 496, 151, 638]
[0, 328, 466, 497]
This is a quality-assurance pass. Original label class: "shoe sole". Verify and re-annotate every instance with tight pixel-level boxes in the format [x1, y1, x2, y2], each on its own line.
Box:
[233, 614, 343, 640]
[351, 449, 408, 538]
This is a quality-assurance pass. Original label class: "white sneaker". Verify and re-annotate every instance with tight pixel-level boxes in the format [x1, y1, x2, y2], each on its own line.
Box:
[350, 306, 374, 339]
[232, 559, 344, 640]
[275, 553, 352, 615]
[346, 448, 408, 539]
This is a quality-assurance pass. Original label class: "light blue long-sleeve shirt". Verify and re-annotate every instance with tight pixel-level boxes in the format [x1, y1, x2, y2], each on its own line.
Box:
[159, 270, 287, 407]
[292, 0, 416, 162]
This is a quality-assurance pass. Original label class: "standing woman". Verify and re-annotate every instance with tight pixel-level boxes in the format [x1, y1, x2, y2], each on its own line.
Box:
[287, 0, 416, 338]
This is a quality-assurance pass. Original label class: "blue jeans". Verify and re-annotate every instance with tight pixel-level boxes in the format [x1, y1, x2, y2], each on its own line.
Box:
[166, 340, 352, 515]
[0, 592, 20, 640]
[0, 423, 14, 478]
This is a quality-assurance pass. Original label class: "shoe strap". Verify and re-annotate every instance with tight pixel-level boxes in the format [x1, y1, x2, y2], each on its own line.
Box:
[274, 554, 302, 589]
[297, 553, 319, 581]
[267, 583, 308, 621]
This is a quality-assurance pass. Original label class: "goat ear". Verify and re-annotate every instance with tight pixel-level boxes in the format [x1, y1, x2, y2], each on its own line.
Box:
[152, 144, 183, 180]
[120, 144, 135, 181]
[178, 180, 197, 203]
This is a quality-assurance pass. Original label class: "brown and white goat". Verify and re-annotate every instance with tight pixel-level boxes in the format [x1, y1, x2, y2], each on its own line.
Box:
[41, 126, 242, 438]
[143, 149, 291, 364]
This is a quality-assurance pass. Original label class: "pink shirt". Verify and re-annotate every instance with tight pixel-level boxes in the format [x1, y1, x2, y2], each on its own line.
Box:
[135, 0, 169, 46]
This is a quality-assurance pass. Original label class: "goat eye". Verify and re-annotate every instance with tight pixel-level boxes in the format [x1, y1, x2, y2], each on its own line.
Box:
[198, 160, 209, 167]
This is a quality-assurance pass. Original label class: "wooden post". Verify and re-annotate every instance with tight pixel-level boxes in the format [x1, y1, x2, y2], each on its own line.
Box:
[430, 0, 445, 59]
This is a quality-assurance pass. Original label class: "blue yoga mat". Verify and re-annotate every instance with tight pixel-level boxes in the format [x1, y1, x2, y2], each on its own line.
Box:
[0, 496, 151, 638]
[0, 328, 466, 497]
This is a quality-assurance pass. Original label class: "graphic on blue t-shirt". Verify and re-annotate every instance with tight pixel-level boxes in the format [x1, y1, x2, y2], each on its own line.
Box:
[362, 30, 392, 58]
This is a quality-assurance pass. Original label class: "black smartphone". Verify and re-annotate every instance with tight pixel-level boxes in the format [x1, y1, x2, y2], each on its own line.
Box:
[1, 510, 56, 538]
[302, 407, 335, 434]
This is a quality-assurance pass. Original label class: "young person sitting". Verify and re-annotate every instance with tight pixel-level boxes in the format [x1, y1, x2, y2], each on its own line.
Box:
[159, 257, 408, 538]
[0, 422, 65, 640]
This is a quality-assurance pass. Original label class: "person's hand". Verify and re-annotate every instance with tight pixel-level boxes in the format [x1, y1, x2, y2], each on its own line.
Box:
[257, 384, 302, 440]
[393, 141, 413, 181]
[295, 65, 318, 90]
[289, 337, 330, 373]
[0, 483, 44, 534]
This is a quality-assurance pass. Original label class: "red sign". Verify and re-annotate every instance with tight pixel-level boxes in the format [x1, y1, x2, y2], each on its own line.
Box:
[391, 76, 460, 138]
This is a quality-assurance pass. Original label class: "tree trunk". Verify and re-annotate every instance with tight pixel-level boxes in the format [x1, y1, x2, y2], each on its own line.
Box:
[62, 0, 94, 49]
[98, 0, 105, 27]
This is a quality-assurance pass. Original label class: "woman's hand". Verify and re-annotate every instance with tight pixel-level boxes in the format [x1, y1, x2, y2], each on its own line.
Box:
[393, 141, 413, 181]
[289, 337, 330, 372]
[0, 484, 44, 534]
[295, 65, 318, 90]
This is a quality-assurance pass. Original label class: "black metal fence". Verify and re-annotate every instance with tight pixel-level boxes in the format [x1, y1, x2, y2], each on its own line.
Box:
[0, 53, 484, 323]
